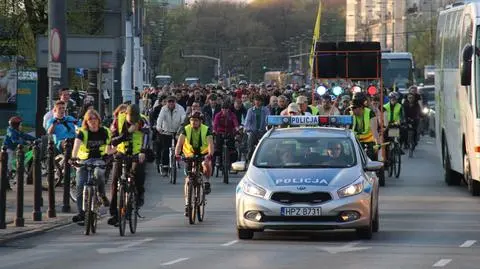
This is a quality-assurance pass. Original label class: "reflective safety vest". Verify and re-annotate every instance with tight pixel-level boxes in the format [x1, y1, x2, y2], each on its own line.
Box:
[183, 124, 209, 157]
[351, 108, 375, 143]
[309, 105, 319, 115]
[77, 127, 111, 160]
[116, 112, 143, 155]
[383, 102, 401, 124]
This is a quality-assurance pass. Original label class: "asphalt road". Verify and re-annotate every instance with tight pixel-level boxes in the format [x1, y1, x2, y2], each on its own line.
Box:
[1, 136, 480, 269]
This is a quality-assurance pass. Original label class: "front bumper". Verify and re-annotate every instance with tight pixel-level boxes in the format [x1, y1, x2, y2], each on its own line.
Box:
[236, 191, 372, 231]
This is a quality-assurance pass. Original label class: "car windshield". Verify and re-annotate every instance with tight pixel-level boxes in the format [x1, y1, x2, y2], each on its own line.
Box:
[254, 137, 357, 168]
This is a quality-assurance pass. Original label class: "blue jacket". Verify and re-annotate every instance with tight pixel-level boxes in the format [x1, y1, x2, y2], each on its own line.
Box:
[3, 127, 36, 150]
[244, 106, 270, 132]
[46, 116, 78, 150]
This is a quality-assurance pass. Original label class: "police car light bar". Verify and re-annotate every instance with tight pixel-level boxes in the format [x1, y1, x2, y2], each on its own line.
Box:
[266, 115, 353, 127]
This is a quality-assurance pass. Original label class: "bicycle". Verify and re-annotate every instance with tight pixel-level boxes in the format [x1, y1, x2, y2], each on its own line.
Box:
[215, 133, 232, 184]
[362, 142, 388, 187]
[235, 126, 248, 161]
[167, 132, 178, 184]
[386, 125, 402, 178]
[182, 155, 207, 225]
[406, 119, 417, 158]
[115, 154, 140, 236]
[70, 159, 106, 236]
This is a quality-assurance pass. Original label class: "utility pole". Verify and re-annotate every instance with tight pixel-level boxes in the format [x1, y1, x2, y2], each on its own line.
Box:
[180, 50, 221, 79]
[47, 0, 67, 110]
[121, 0, 134, 104]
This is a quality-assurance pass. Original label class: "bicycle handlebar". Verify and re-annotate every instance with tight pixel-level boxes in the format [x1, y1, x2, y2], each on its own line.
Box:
[114, 154, 140, 163]
[69, 159, 107, 169]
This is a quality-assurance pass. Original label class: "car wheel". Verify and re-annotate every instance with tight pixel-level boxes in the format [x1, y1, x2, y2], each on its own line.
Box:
[372, 206, 379, 233]
[237, 228, 254, 240]
[356, 203, 373, 239]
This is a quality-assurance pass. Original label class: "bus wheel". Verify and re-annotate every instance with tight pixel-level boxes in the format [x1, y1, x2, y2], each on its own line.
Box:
[444, 142, 461, 186]
[465, 154, 480, 196]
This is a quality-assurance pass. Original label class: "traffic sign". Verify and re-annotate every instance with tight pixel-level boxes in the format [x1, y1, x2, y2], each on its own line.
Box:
[50, 28, 61, 61]
[48, 62, 61, 78]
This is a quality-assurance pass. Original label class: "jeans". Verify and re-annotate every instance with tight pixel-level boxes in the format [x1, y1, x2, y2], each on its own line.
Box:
[75, 159, 106, 214]
[109, 158, 145, 217]
[247, 131, 265, 162]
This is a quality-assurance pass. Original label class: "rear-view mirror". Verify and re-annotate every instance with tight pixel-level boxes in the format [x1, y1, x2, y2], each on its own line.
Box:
[232, 161, 247, 172]
[461, 44, 473, 86]
[365, 161, 383, 171]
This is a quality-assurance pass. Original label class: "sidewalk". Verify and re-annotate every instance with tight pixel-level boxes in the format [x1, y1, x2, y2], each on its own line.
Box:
[0, 184, 77, 243]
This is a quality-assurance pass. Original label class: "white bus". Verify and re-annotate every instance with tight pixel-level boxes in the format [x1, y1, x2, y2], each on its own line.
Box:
[435, 1, 480, 195]
[155, 75, 172, 87]
[381, 52, 415, 93]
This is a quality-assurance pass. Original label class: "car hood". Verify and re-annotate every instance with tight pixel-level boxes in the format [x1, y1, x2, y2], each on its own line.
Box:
[245, 166, 362, 190]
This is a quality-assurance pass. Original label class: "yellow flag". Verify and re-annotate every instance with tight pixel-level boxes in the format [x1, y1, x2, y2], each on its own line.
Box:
[309, 0, 322, 77]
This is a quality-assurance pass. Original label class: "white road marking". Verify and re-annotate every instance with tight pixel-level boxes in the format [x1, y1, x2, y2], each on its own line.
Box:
[221, 240, 238, 246]
[317, 241, 371, 254]
[161, 258, 190, 266]
[96, 238, 154, 254]
[459, 240, 476, 248]
[433, 259, 452, 267]
[122, 238, 154, 248]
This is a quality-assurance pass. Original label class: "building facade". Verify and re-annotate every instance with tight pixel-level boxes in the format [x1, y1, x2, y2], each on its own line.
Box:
[346, 0, 453, 51]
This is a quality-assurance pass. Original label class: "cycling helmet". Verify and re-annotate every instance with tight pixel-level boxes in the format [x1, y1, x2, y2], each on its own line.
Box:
[239, 80, 247, 86]
[388, 92, 399, 100]
[8, 116, 22, 129]
[350, 99, 364, 109]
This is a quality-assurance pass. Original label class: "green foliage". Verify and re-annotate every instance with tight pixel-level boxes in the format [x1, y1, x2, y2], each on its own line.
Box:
[407, 15, 437, 70]
[149, 0, 345, 83]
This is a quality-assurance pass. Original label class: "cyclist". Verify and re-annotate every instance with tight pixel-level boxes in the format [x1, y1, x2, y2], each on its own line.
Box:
[403, 93, 421, 149]
[213, 102, 239, 166]
[43, 88, 77, 131]
[155, 95, 186, 176]
[317, 94, 340, 116]
[46, 100, 79, 152]
[175, 112, 214, 216]
[383, 92, 404, 161]
[3, 116, 36, 188]
[70, 109, 114, 224]
[350, 97, 379, 161]
[244, 95, 270, 163]
[108, 104, 148, 226]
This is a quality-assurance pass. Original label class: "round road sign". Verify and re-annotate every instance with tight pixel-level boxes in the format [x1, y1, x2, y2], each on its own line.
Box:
[50, 29, 61, 61]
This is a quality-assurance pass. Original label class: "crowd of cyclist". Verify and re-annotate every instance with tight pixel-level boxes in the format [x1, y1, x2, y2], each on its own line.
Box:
[2, 80, 426, 229]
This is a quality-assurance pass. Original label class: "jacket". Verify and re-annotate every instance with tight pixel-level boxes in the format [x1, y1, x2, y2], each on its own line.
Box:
[156, 104, 186, 134]
[3, 127, 35, 151]
[244, 106, 270, 132]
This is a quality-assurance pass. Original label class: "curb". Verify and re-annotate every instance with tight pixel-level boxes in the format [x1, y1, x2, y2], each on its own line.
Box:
[0, 218, 73, 245]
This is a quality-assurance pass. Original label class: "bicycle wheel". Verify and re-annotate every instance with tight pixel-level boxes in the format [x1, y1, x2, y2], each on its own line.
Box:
[170, 148, 177, 184]
[70, 179, 77, 203]
[118, 184, 127, 236]
[91, 193, 99, 234]
[128, 192, 138, 234]
[187, 180, 196, 225]
[84, 186, 93, 236]
[394, 145, 402, 178]
[387, 145, 394, 178]
[223, 146, 229, 184]
[408, 130, 414, 158]
[197, 180, 206, 222]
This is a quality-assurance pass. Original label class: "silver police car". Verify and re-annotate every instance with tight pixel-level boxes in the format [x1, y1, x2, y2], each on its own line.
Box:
[235, 116, 382, 240]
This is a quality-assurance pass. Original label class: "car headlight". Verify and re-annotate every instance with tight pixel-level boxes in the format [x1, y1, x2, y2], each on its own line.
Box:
[241, 177, 266, 198]
[422, 107, 429, 114]
[337, 177, 365, 198]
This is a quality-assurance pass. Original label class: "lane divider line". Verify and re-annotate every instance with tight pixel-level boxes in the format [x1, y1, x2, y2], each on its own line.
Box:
[459, 240, 476, 248]
[221, 240, 238, 247]
[433, 259, 452, 267]
[161, 258, 190, 266]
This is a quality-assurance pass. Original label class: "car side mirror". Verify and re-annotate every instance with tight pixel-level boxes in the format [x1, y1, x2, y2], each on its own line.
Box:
[461, 44, 473, 86]
[365, 161, 383, 171]
[231, 161, 247, 172]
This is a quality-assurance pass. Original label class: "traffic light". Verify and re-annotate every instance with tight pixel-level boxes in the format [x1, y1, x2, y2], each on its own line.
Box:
[262, 65, 267, 71]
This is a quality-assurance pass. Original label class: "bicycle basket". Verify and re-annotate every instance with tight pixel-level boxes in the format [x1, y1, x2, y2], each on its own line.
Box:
[388, 128, 400, 138]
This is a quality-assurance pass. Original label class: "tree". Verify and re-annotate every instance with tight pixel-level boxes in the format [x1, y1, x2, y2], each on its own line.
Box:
[407, 15, 437, 70]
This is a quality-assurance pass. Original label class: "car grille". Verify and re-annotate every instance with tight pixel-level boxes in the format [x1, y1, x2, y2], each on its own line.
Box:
[270, 192, 332, 205]
[262, 215, 339, 222]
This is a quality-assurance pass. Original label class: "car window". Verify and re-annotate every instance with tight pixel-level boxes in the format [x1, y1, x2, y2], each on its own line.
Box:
[254, 137, 357, 168]
[354, 137, 367, 166]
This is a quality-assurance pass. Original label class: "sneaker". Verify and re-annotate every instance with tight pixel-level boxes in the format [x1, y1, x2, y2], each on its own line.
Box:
[72, 213, 85, 223]
[107, 216, 118, 226]
[101, 195, 110, 207]
[204, 182, 211, 195]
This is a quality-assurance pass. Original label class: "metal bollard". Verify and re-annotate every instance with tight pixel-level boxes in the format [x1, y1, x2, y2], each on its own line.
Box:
[47, 139, 56, 218]
[26, 142, 34, 185]
[15, 144, 25, 227]
[62, 139, 72, 213]
[32, 140, 42, 221]
[0, 146, 8, 229]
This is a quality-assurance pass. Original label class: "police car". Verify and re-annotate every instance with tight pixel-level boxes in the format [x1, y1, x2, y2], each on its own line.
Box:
[233, 115, 382, 240]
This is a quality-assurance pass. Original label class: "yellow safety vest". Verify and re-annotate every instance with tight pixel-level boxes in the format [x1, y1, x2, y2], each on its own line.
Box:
[183, 124, 209, 157]
[383, 103, 401, 123]
[351, 108, 375, 143]
[309, 105, 319, 115]
[116, 112, 143, 155]
[77, 127, 111, 160]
